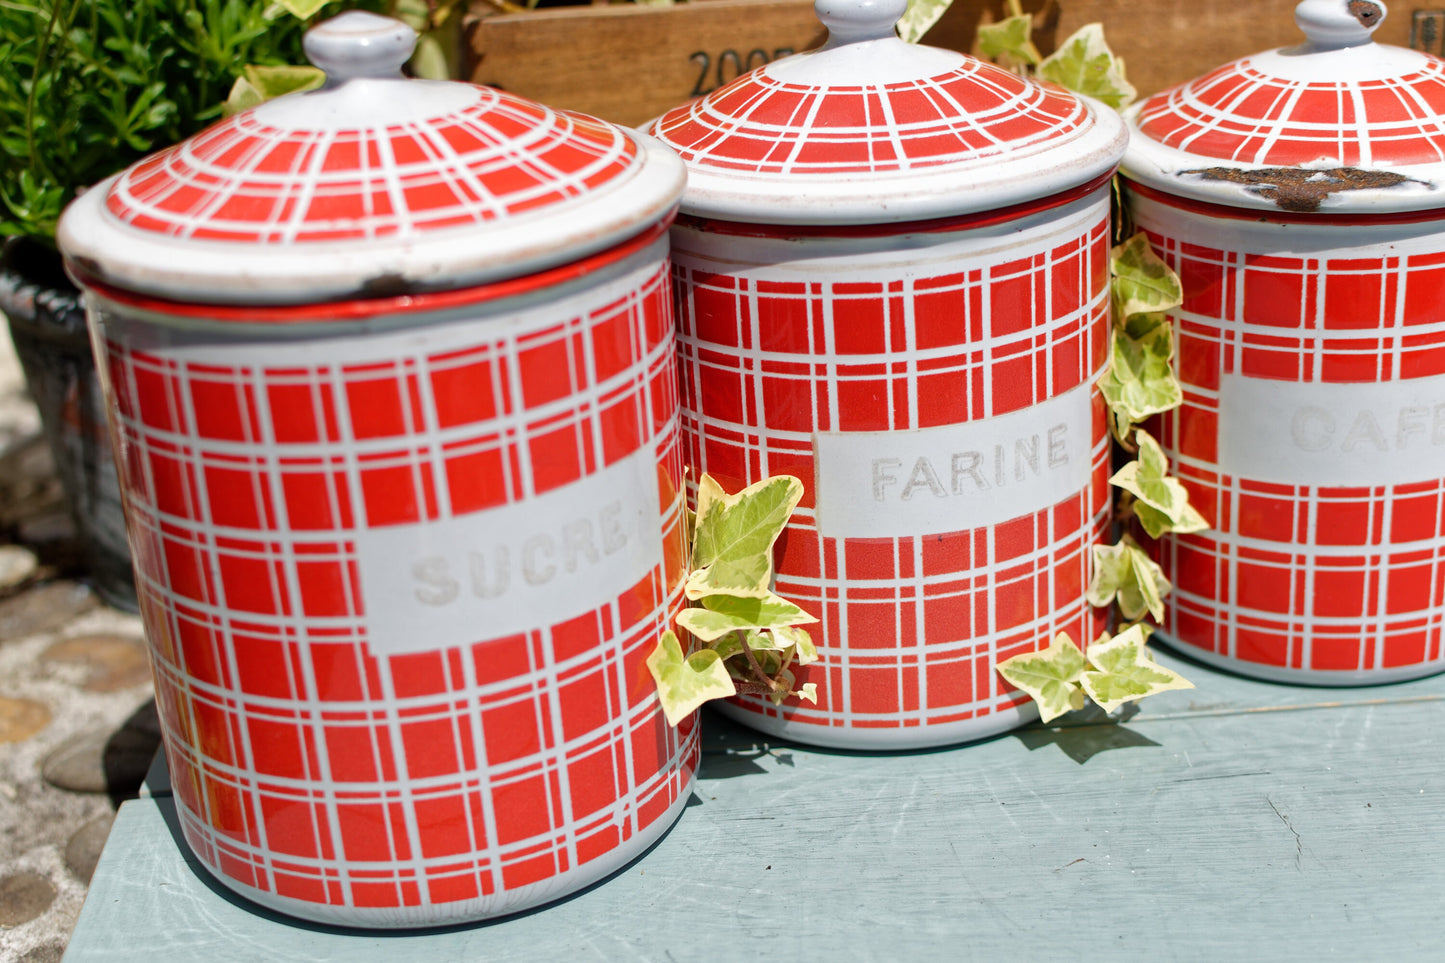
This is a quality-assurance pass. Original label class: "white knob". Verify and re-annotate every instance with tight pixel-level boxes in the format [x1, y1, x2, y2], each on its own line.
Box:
[304, 11, 416, 83]
[815, 0, 910, 45]
[1295, 0, 1385, 49]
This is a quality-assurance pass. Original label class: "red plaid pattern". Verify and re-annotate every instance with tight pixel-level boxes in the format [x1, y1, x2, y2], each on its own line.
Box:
[1130, 188, 1445, 679]
[1135, 56, 1445, 167]
[107, 90, 637, 244]
[672, 194, 1113, 746]
[651, 61, 1088, 176]
[89, 252, 695, 924]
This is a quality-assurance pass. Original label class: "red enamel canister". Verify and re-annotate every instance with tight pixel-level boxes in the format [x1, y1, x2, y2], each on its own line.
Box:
[650, 0, 1127, 747]
[57, 12, 693, 927]
[1120, 0, 1445, 683]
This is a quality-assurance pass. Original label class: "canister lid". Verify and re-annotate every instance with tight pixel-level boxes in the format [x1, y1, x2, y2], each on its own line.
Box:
[58, 12, 685, 304]
[1122, 0, 1445, 213]
[647, 0, 1126, 225]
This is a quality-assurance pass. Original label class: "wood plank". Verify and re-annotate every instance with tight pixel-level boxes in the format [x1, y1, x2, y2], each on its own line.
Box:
[465, 0, 827, 127]
[65, 648, 1445, 959]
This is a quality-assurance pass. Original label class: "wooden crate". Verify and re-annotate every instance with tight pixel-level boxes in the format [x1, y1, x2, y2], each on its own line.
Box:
[465, 0, 826, 128]
[465, 0, 1433, 128]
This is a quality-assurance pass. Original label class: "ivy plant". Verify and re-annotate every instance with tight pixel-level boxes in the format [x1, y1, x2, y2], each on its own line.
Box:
[0, 0, 461, 244]
[647, 474, 819, 726]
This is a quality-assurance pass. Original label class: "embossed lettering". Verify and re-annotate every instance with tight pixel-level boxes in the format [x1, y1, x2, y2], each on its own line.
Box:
[599, 500, 628, 553]
[1291, 407, 1334, 451]
[901, 457, 947, 500]
[562, 518, 601, 573]
[468, 546, 510, 599]
[951, 451, 989, 494]
[1341, 410, 1389, 452]
[413, 557, 459, 606]
[1048, 424, 1069, 467]
[1014, 436, 1040, 481]
[873, 458, 902, 501]
[522, 534, 557, 586]
[1398, 406, 1429, 448]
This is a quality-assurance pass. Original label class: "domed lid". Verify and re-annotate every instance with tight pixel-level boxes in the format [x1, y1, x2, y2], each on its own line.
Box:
[58, 11, 685, 304]
[647, 0, 1126, 225]
[1123, 0, 1445, 213]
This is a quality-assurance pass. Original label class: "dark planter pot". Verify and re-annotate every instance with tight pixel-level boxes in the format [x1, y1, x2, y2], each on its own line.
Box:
[1, 236, 137, 611]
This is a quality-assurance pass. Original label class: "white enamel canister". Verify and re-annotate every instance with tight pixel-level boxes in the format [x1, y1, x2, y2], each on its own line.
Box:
[1120, 0, 1445, 684]
[57, 13, 693, 927]
[649, 0, 1127, 748]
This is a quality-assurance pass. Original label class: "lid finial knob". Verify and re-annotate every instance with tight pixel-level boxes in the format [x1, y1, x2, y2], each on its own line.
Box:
[304, 11, 416, 83]
[816, 0, 910, 45]
[1295, 0, 1386, 49]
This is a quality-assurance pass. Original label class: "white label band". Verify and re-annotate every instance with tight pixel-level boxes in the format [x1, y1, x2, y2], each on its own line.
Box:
[813, 381, 1095, 539]
[355, 446, 663, 656]
[1218, 373, 1445, 488]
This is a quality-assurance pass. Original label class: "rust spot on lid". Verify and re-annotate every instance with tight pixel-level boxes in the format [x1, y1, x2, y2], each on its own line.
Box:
[1347, 1, 1383, 28]
[1181, 167, 1419, 212]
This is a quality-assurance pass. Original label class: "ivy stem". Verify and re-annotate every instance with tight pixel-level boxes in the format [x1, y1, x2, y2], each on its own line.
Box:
[734, 629, 779, 692]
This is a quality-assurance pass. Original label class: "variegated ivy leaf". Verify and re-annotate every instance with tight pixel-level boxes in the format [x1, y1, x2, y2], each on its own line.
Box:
[646, 631, 736, 727]
[1080, 625, 1193, 714]
[977, 13, 1042, 67]
[793, 682, 819, 704]
[1037, 23, 1136, 109]
[712, 628, 784, 663]
[676, 593, 818, 642]
[772, 624, 819, 665]
[1087, 535, 1171, 622]
[1098, 316, 1183, 436]
[1111, 232, 1182, 323]
[996, 632, 1088, 723]
[897, 0, 953, 44]
[686, 474, 803, 600]
[1110, 430, 1210, 538]
[277, 0, 335, 19]
[224, 65, 325, 117]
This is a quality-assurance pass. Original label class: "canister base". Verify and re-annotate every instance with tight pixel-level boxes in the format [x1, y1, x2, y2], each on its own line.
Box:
[712, 700, 1040, 751]
[1155, 632, 1445, 687]
[182, 774, 694, 930]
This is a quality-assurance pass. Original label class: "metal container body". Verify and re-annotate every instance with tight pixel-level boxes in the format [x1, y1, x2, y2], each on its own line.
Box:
[672, 187, 1114, 748]
[1125, 185, 1445, 684]
[83, 228, 696, 926]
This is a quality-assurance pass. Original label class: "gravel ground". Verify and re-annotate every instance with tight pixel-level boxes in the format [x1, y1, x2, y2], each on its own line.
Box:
[0, 325, 155, 962]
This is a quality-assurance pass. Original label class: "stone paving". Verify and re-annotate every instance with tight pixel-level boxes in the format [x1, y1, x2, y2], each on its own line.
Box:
[0, 327, 156, 962]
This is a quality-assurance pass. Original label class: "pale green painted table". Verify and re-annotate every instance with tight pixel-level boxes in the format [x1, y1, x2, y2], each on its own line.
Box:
[62, 647, 1445, 961]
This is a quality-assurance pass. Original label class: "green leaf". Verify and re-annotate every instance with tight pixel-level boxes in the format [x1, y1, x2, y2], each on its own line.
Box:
[976, 13, 1042, 67]
[772, 624, 819, 665]
[1037, 23, 1136, 109]
[1098, 316, 1183, 436]
[224, 64, 324, 116]
[645, 631, 736, 727]
[409, 33, 451, 81]
[897, 0, 954, 44]
[1110, 431, 1210, 538]
[277, 0, 336, 19]
[676, 593, 818, 642]
[713, 628, 782, 663]
[1111, 232, 1182, 324]
[1080, 625, 1193, 713]
[996, 632, 1088, 723]
[1086, 535, 1171, 622]
[686, 474, 803, 601]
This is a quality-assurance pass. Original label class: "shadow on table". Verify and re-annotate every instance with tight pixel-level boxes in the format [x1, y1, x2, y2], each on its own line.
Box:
[1012, 703, 1161, 765]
